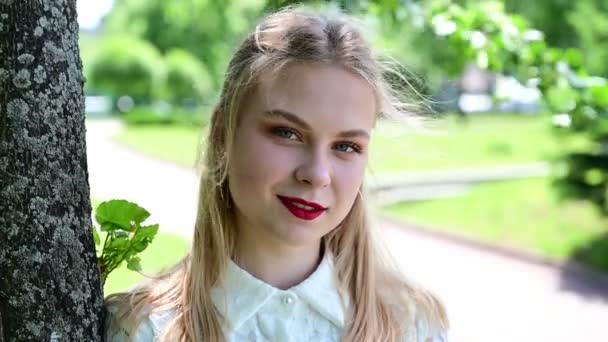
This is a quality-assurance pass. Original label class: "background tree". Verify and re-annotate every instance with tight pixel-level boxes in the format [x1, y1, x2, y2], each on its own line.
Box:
[499, 0, 607, 77]
[104, 0, 266, 87]
[164, 48, 213, 105]
[566, 0, 608, 77]
[87, 35, 165, 103]
[0, 1, 104, 340]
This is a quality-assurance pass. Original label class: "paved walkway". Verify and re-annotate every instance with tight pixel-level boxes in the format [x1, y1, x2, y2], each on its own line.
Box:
[85, 119, 608, 342]
[369, 163, 550, 205]
[86, 119, 199, 238]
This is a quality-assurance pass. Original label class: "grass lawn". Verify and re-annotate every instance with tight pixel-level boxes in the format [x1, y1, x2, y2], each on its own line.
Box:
[369, 114, 568, 173]
[383, 178, 608, 272]
[114, 114, 583, 173]
[114, 124, 204, 168]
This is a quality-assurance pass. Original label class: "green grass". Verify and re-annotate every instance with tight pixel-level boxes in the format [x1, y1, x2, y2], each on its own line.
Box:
[383, 178, 608, 272]
[369, 114, 564, 173]
[114, 125, 204, 168]
[114, 114, 581, 173]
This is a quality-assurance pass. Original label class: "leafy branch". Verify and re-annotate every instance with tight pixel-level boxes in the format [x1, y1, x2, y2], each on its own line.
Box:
[92, 200, 159, 285]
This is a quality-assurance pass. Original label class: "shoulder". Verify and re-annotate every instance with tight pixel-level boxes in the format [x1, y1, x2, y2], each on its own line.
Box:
[391, 285, 449, 342]
[412, 308, 449, 342]
[105, 303, 176, 342]
[409, 290, 450, 342]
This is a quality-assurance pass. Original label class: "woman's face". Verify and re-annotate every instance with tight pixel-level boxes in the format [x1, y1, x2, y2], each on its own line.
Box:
[228, 63, 376, 251]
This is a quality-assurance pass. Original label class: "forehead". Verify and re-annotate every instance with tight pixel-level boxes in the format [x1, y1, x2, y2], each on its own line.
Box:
[251, 63, 377, 130]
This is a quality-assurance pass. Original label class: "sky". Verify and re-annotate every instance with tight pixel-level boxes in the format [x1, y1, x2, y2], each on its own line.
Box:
[77, 0, 114, 30]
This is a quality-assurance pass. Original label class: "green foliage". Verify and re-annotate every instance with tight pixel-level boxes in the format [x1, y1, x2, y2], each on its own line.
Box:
[425, 1, 540, 75]
[505, 0, 608, 77]
[504, 0, 577, 48]
[93, 200, 159, 284]
[103, 233, 189, 295]
[164, 49, 214, 104]
[88, 35, 166, 101]
[566, 1, 608, 77]
[384, 178, 608, 272]
[417, 1, 608, 216]
[105, 0, 266, 86]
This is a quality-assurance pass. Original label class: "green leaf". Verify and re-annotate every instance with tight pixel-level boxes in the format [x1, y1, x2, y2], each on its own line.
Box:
[133, 224, 159, 243]
[92, 226, 101, 246]
[106, 236, 130, 251]
[547, 85, 578, 113]
[131, 241, 147, 253]
[127, 256, 142, 272]
[131, 224, 159, 252]
[564, 48, 584, 69]
[584, 169, 605, 186]
[100, 222, 120, 232]
[95, 200, 150, 231]
[590, 85, 608, 109]
[114, 230, 129, 238]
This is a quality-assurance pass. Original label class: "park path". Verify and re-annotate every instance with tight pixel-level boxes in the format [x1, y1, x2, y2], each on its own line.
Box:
[85, 119, 608, 342]
[86, 119, 200, 238]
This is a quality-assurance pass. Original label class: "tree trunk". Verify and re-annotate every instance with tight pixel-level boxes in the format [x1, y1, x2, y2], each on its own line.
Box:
[0, 1, 104, 341]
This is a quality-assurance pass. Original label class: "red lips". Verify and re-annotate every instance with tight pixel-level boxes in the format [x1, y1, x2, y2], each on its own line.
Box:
[277, 195, 327, 221]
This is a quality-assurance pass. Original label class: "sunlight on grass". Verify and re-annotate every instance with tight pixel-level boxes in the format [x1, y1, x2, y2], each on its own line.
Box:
[114, 125, 204, 168]
[383, 178, 608, 270]
[369, 115, 564, 173]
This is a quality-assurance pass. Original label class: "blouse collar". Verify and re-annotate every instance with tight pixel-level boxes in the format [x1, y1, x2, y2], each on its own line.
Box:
[210, 252, 346, 331]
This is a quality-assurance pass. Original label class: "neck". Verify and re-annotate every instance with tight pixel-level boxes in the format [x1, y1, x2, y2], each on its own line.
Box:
[234, 227, 323, 290]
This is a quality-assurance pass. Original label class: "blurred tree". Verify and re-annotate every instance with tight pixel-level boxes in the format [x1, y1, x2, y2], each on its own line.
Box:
[87, 35, 166, 102]
[503, 0, 577, 47]
[164, 48, 213, 105]
[503, 0, 608, 77]
[566, 1, 608, 78]
[105, 0, 266, 87]
[419, 0, 608, 216]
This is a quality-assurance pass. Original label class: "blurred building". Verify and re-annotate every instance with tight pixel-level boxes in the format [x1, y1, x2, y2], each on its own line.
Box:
[435, 64, 541, 114]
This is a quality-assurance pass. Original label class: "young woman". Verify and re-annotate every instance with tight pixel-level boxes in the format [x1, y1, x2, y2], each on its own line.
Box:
[106, 7, 449, 342]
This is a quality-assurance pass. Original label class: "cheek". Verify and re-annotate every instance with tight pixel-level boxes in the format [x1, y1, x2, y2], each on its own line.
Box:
[332, 159, 367, 206]
[229, 131, 294, 194]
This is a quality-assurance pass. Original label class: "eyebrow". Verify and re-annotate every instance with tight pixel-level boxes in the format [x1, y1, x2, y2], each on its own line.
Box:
[263, 109, 370, 139]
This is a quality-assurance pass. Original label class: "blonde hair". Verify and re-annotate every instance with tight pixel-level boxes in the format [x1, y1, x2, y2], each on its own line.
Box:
[105, 7, 448, 342]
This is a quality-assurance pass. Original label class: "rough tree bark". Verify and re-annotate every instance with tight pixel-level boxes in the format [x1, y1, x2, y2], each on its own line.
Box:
[0, 0, 104, 341]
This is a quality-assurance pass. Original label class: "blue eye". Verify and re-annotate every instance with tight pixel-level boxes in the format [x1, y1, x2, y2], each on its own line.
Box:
[335, 142, 362, 153]
[272, 127, 299, 140]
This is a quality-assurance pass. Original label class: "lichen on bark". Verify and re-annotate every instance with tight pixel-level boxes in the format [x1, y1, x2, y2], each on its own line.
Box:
[0, 1, 104, 341]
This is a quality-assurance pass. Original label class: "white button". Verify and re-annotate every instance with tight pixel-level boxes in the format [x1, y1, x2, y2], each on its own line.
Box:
[283, 296, 294, 304]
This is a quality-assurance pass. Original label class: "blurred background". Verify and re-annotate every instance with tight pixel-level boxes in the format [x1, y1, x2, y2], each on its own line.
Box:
[79, 1, 608, 341]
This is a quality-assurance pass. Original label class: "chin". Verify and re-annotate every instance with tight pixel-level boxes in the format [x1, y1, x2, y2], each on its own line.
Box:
[274, 224, 326, 247]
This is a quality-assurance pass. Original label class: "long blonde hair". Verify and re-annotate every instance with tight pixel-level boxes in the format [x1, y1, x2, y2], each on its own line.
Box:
[105, 7, 448, 342]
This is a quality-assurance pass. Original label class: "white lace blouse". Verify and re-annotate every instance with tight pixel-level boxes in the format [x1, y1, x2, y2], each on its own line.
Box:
[106, 255, 448, 341]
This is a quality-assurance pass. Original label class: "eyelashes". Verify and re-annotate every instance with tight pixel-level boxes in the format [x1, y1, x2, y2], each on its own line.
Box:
[270, 126, 300, 141]
[334, 142, 362, 154]
[269, 126, 364, 154]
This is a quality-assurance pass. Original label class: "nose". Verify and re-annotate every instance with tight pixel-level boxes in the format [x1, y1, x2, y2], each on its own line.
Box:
[295, 149, 331, 188]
